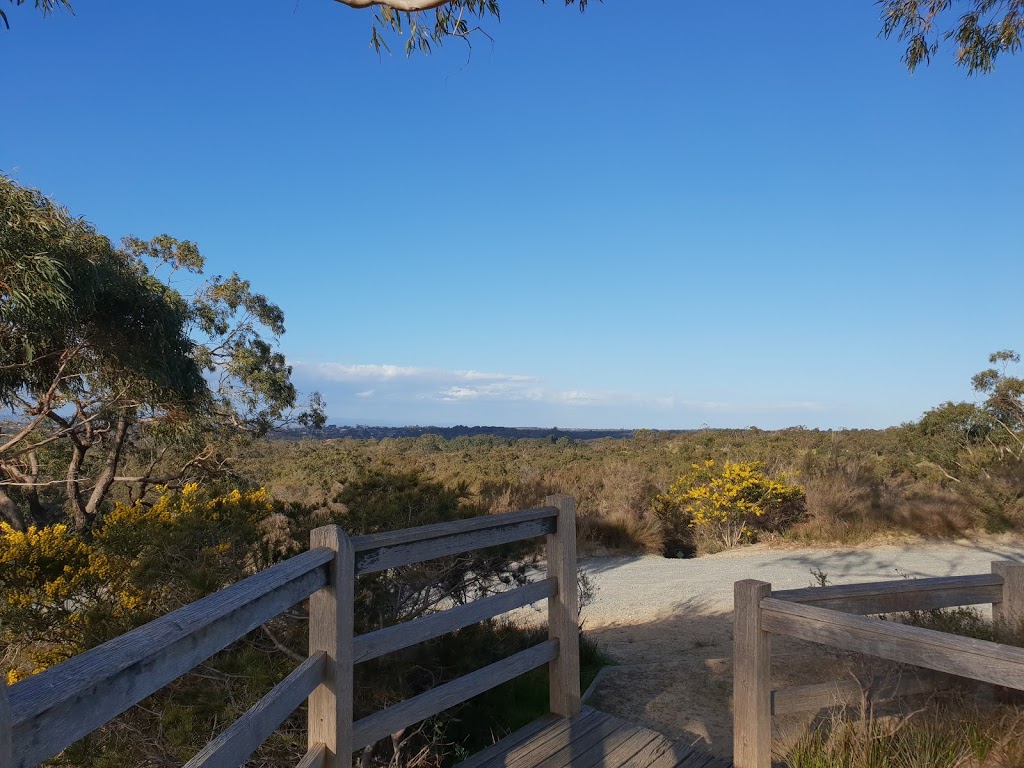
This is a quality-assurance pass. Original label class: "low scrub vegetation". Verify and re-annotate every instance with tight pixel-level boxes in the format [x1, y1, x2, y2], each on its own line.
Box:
[786, 699, 1024, 768]
[0, 471, 604, 767]
[652, 459, 805, 554]
[786, 607, 1024, 768]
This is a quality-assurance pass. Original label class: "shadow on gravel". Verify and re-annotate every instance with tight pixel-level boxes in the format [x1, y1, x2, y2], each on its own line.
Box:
[581, 597, 953, 761]
[746, 544, 1024, 583]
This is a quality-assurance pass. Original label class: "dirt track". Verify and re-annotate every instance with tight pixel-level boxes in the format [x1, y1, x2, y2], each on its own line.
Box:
[569, 536, 1024, 758]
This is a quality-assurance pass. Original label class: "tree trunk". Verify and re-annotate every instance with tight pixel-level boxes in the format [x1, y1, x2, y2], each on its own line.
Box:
[0, 489, 27, 532]
[85, 410, 131, 521]
[66, 441, 89, 532]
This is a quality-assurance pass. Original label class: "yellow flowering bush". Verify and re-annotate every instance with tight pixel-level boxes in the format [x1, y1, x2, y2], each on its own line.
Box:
[652, 460, 805, 552]
[1, 485, 279, 684]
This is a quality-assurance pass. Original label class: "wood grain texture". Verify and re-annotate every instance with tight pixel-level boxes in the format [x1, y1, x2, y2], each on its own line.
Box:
[453, 713, 560, 768]
[353, 580, 556, 664]
[603, 730, 665, 768]
[1, 681, 11, 768]
[354, 517, 556, 575]
[773, 574, 1003, 615]
[993, 561, 1024, 626]
[352, 640, 558, 752]
[771, 671, 954, 716]
[503, 709, 607, 768]
[575, 722, 648, 768]
[761, 597, 1024, 691]
[7, 547, 333, 768]
[448, 706, 729, 768]
[309, 526, 355, 768]
[352, 507, 557, 552]
[499, 707, 603, 768]
[733, 580, 771, 768]
[184, 652, 326, 768]
[531, 717, 629, 768]
[545, 495, 581, 718]
[296, 743, 327, 768]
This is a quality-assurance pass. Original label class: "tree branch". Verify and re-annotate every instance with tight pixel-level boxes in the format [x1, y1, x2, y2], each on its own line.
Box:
[85, 409, 133, 519]
[332, 0, 451, 10]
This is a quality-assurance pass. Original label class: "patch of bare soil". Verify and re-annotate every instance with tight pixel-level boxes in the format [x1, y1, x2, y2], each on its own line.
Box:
[584, 608, 867, 759]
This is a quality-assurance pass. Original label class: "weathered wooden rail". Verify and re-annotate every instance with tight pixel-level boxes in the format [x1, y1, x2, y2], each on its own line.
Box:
[0, 495, 581, 768]
[732, 560, 1024, 768]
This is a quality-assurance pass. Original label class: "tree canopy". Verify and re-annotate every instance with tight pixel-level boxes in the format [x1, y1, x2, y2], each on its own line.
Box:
[0, 175, 324, 532]
[879, 0, 1024, 75]
[4, 0, 1022, 71]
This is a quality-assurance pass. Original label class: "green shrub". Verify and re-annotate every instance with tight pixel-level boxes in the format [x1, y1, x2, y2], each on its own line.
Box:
[651, 459, 805, 553]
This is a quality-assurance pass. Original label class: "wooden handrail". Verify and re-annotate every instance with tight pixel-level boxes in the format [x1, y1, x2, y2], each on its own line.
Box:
[1, 501, 579, 768]
[7, 547, 334, 768]
[353, 506, 558, 575]
[733, 561, 1024, 768]
[351, 640, 560, 751]
[761, 596, 1024, 689]
[353, 579, 557, 664]
[184, 652, 327, 768]
[772, 573, 1004, 615]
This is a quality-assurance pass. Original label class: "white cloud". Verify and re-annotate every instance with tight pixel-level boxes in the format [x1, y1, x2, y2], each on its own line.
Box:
[293, 361, 832, 418]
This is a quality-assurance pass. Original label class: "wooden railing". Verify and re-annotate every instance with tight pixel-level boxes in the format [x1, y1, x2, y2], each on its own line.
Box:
[0, 494, 581, 768]
[733, 560, 1024, 768]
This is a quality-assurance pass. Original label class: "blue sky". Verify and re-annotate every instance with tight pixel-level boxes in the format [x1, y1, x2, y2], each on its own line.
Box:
[3, 1, 1022, 430]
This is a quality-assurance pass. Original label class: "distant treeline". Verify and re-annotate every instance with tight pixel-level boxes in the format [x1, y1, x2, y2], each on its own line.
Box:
[271, 424, 697, 441]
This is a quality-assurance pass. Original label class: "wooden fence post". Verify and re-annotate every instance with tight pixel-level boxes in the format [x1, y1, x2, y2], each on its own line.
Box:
[1, 679, 12, 768]
[992, 561, 1024, 704]
[545, 494, 581, 718]
[993, 561, 1024, 628]
[734, 580, 772, 768]
[309, 526, 355, 768]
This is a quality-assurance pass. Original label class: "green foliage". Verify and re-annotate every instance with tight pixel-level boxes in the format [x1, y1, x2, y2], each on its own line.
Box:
[0, 469, 573, 767]
[901, 351, 1024, 530]
[880, 0, 1024, 74]
[652, 459, 806, 553]
[362, 0, 588, 57]
[0, 485, 278, 684]
[0, 175, 324, 534]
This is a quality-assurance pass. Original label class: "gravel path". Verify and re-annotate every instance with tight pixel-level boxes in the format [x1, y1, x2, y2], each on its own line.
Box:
[571, 535, 1024, 758]
[582, 535, 1024, 626]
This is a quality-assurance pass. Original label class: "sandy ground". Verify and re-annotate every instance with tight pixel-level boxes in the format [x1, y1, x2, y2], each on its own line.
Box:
[560, 535, 1024, 760]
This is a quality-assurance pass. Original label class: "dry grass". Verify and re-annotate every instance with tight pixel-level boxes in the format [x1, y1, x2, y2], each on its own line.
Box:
[784, 695, 1024, 768]
[788, 467, 974, 545]
[577, 510, 664, 554]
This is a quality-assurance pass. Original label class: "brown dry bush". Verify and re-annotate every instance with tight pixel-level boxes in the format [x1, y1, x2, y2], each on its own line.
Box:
[790, 461, 972, 544]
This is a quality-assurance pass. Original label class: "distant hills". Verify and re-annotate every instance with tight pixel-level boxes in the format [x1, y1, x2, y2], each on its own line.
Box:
[271, 424, 697, 441]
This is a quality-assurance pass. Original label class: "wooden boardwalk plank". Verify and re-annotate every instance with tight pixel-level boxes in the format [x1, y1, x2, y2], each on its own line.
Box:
[457, 714, 561, 768]
[603, 730, 666, 768]
[530, 718, 630, 768]
[498, 708, 602, 764]
[565, 723, 652, 768]
[455, 707, 731, 768]
[501, 709, 607, 768]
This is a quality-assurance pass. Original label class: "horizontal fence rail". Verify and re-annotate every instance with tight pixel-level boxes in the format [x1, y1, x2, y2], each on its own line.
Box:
[352, 506, 558, 575]
[184, 652, 327, 768]
[761, 596, 1024, 690]
[353, 579, 557, 664]
[773, 573, 1005, 615]
[7, 547, 334, 768]
[351, 639, 560, 751]
[770, 670, 957, 717]
[1, 499, 580, 768]
[734, 560, 1024, 768]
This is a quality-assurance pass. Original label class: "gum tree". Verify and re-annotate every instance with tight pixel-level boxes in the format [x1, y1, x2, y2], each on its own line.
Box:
[0, 175, 324, 532]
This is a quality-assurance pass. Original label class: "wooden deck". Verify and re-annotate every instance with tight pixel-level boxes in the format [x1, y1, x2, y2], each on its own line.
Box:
[457, 706, 732, 768]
